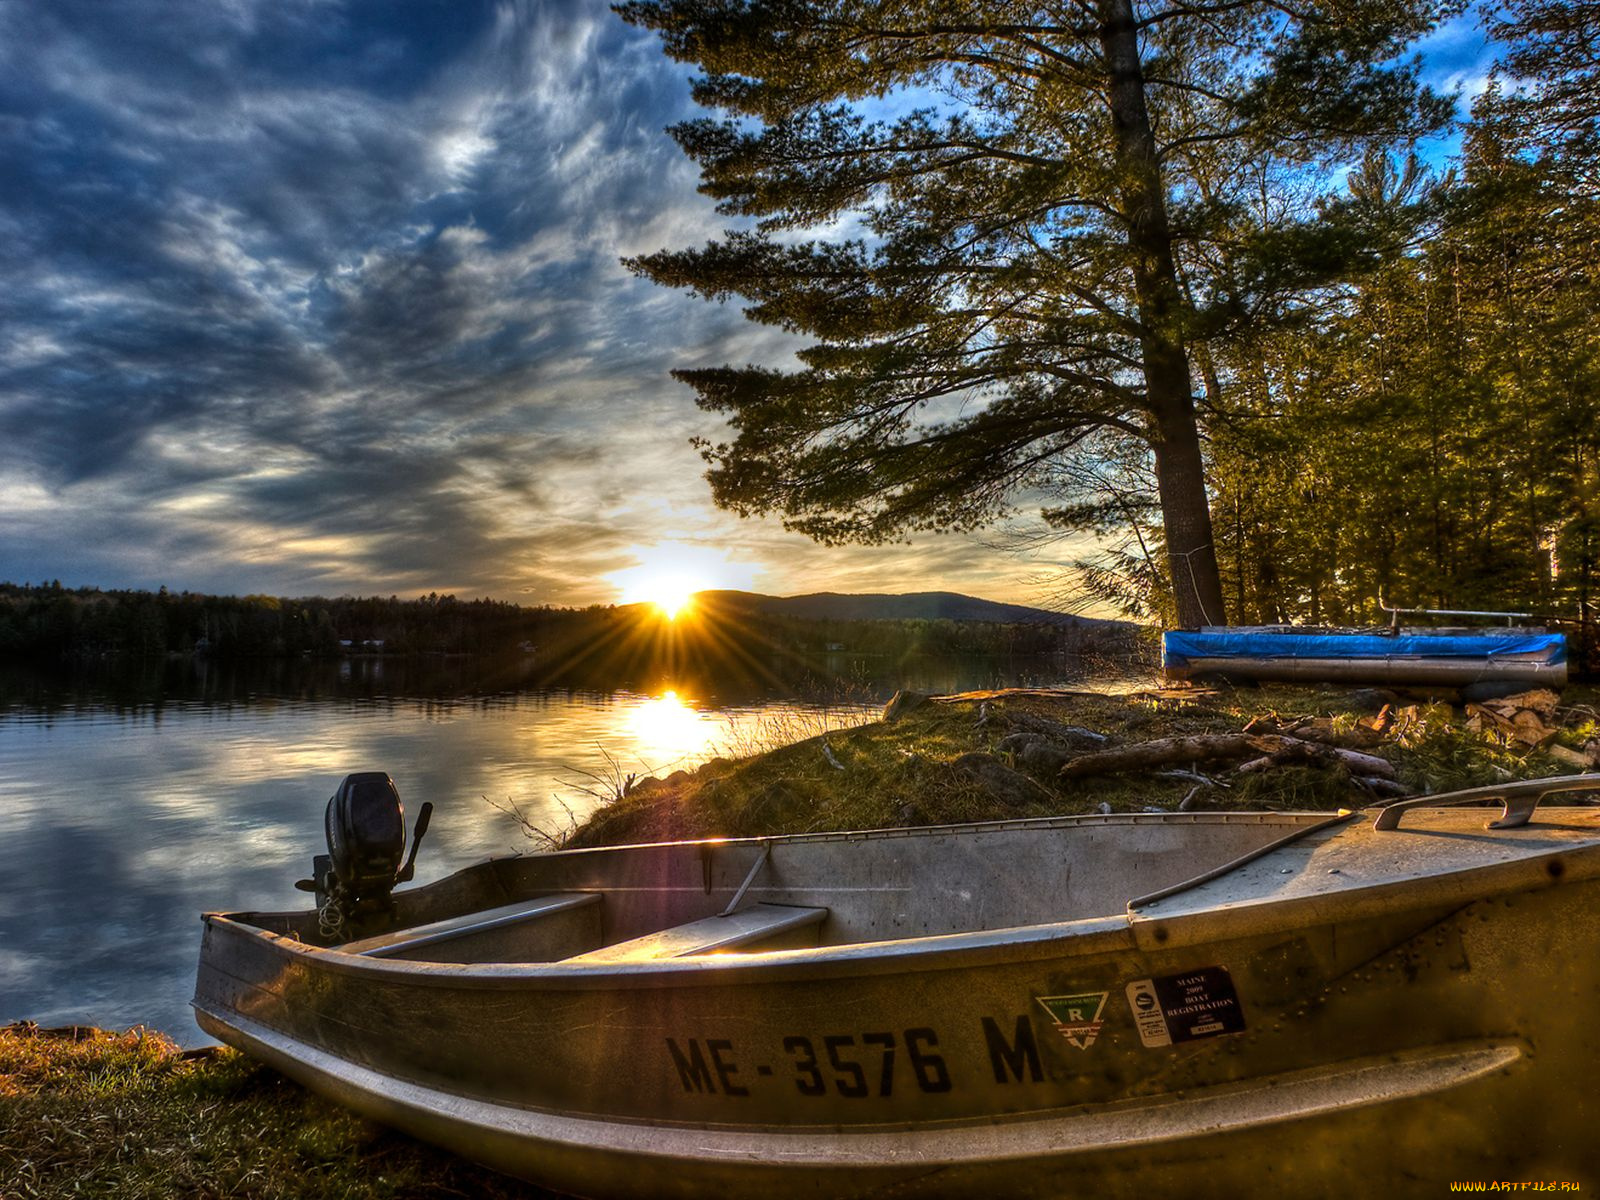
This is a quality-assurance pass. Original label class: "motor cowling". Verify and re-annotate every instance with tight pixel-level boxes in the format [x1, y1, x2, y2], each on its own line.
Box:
[296, 771, 432, 942]
[327, 771, 407, 904]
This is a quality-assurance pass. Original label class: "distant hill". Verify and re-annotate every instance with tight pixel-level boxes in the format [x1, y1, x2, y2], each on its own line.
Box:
[697, 589, 1134, 631]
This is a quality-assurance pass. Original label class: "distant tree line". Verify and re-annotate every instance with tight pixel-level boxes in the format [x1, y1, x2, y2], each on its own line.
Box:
[0, 583, 577, 661]
[0, 583, 1135, 665]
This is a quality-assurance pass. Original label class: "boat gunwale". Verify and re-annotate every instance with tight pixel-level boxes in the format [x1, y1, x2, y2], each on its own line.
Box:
[199, 808, 1600, 991]
[1126, 809, 1360, 909]
[200, 909, 1142, 989]
[201, 810, 1330, 990]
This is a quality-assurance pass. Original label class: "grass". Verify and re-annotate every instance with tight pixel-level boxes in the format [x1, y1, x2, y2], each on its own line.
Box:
[486, 703, 882, 849]
[0, 1023, 551, 1200]
[9, 680, 1597, 1198]
[709, 700, 881, 762]
[568, 682, 1600, 846]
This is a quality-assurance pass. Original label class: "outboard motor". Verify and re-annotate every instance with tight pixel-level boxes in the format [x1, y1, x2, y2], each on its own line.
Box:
[295, 772, 432, 943]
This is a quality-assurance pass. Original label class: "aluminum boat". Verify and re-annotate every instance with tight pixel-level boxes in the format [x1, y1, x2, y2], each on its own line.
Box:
[194, 774, 1600, 1197]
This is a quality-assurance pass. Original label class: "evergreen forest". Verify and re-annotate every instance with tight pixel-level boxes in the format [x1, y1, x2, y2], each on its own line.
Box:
[1075, 65, 1600, 630]
[0, 582, 1131, 668]
[621, 0, 1600, 632]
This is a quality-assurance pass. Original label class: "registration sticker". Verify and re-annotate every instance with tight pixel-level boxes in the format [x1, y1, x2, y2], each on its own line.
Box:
[1035, 992, 1109, 1050]
[1125, 966, 1245, 1048]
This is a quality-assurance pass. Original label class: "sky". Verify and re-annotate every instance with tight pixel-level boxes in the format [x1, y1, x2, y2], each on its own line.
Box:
[0, 0, 1498, 610]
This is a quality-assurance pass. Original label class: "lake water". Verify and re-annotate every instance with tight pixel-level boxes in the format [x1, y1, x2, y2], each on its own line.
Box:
[0, 653, 1145, 1043]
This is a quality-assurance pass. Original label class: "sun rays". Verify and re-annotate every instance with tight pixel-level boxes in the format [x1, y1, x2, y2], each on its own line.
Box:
[606, 542, 756, 621]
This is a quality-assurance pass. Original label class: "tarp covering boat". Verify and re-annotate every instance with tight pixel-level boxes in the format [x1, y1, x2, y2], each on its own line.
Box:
[1162, 627, 1567, 687]
[195, 775, 1600, 1197]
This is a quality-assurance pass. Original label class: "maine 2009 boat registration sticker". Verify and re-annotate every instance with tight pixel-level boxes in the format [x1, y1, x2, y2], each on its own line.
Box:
[1125, 966, 1245, 1047]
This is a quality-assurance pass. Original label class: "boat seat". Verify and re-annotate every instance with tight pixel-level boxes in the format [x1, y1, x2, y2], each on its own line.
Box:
[564, 903, 828, 964]
[340, 892, 602, 959]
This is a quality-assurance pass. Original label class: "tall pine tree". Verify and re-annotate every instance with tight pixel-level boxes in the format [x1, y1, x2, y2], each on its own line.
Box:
[620, 0, 1454, 625]
[1492, 0, 1600, 184]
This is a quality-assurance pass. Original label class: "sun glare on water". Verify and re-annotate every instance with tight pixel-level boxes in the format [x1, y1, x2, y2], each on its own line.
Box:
[627, 689, 715, 761]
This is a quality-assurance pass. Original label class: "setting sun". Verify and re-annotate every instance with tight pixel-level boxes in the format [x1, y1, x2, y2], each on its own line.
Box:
[651, 582, 698, 620]
[607, 542, 758, 618]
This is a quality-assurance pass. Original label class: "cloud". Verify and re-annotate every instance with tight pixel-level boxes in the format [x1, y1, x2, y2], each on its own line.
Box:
[0, 0, 1065, 608]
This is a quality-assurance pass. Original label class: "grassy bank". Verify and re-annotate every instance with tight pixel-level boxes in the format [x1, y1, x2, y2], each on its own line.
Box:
[7, 682, 1597, 1199]
[0, 1023, 551, 1199]
[567, 682, 1598, 847]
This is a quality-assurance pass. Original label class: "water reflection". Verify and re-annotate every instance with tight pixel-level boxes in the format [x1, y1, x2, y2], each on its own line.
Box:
[0, 683, 880, 1043]
[625, 690, 717, 763]
[0, 653, 1149, 1044]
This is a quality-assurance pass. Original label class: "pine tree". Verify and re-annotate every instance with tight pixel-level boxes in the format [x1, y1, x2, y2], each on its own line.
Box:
[1204, 85, 1600, 625]
[620, 0, 1455, 626]
[1492, 0, 1600, 183]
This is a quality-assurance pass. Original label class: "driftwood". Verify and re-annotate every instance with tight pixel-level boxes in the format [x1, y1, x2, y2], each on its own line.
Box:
[1242, 714, 1384, 750]
[1155, 768, 1226, 788]
[1547, 743, 1593, 770]
[1058, 734, 1260, 780]
[1060, 733, 1396, 782]
[1235, 736, 1396, 779]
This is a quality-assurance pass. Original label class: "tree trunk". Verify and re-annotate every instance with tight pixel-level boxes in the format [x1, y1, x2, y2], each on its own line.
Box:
[1099, 0, 1228, 628]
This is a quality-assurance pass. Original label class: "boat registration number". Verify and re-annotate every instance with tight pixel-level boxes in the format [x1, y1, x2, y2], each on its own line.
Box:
[666, 1028, 952, 1098]
[664, 966, 1245, 1097]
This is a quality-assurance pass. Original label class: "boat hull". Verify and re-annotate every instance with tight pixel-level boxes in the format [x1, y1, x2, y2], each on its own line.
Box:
[192, 1006, 1533, 1197]
[195, 810, 1600, 1196]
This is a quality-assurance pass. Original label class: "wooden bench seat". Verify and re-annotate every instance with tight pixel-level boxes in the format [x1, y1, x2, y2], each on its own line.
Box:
[564, 903, 828, 964]
[341, 893, 601, 959]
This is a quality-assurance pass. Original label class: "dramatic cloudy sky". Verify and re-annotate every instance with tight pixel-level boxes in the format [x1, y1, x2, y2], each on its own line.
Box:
[0, 1, 1494, 608]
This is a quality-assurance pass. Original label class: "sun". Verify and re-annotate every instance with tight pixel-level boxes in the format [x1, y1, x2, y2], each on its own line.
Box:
[617, 563, 710, 620]
[607, 542, 757, 619]
[651, 580, 698, 621]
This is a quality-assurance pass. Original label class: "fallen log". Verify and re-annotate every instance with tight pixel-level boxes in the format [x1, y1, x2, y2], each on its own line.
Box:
[1059, 734, 1260, 780]
[1060, 733, 1395, 782]
[1242, 714, 1384, 750]
[1236, 745, 1339, 775]
[1240, 734, 1397, 779]
[1155, 768, 1226, 788]
[1546, 743, 1594, 771]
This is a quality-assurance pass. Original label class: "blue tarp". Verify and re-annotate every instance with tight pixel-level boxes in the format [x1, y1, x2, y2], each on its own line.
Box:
[1163, 630, 1566, 669]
